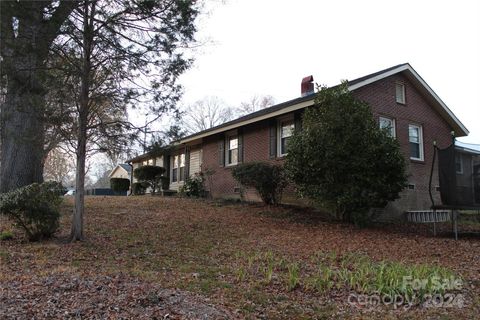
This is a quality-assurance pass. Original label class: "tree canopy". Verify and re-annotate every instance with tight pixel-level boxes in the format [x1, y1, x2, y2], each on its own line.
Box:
[285, 83, 408, 226]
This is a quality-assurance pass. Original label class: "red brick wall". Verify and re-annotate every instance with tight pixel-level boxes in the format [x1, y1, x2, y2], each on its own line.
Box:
[201, 119, 286, 200]
[200, 74, 456, 218]
[352, 74, 454, 217]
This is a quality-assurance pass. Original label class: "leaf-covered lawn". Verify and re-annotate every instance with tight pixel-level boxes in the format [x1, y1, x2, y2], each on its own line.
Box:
[1, 196, 479, 319]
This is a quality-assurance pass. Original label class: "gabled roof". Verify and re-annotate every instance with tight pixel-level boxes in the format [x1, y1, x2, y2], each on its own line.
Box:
[108, 163, 132, 177]
[127, 153, 154, 163]
[178, 94, 315, 144]
[119, 163, 132, 173]
[176, 63, 468, 145]
[347, 63, 468, 136]
[127, 63, 469, 163]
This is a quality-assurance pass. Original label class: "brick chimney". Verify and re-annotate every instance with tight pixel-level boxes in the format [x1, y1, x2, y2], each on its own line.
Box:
[301, 75, 314, 96]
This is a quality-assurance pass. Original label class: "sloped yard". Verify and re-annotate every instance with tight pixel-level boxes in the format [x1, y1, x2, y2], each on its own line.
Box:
[1, 196, 479, 319]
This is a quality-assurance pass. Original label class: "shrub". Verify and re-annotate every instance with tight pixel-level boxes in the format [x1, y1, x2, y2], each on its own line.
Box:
[159, 176, 170, 191]
[0, 181, 62, 241]
[232, 162, 287, 205]
[180, 173, 205, 197]
[285, 83, 407, 226]
[133, 165, 166, 195]
[110, 178, 130, 194]
[47, 181, 67, 196]
[132, 182, 148, 195]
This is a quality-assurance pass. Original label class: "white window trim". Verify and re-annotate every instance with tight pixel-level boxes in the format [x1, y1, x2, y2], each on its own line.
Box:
[225, 130, 238, 166]
[379, 116, 396, 138]
[396, 82, 406, 104]
[171, 153, 185, 183]
[409, 124, 424, 161]
[277, 115, 294, 157]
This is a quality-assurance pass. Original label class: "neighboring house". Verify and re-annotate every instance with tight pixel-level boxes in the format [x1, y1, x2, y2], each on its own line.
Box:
[128, 63, 470, 219]
[109, 163, 132, 180]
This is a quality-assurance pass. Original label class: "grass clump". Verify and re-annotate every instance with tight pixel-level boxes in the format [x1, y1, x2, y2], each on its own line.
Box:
[234, 250, 459, 302]
[0, 230, 14, 241]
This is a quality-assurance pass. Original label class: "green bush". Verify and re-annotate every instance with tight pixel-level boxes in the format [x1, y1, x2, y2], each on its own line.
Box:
[132, 182, 148, 195]
[285, 83, 407, 226]
[0, 181, 62, 241]
[180, 173, 205, 197]
[232, 162, 287, 205]
[133, 165, 166, 195]
[160, 176, 170, 190]
[47, 181, 67, 196]
[110, 178, 130, 193]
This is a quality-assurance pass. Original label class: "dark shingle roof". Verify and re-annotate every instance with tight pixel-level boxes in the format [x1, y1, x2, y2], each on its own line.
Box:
[128, 63, 467, 162]
[177, 93, 316, 143]
[119, 163, 132, 173]
[177, 63, 410, 143]
[346, 63, 408, 87]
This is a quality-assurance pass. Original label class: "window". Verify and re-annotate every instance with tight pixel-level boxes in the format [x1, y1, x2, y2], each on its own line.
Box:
[227, 134, 238, 165]
[278, 118, 294, 156]
[179, 153, 185, 181]
[455, 154, 463, 174]
[408, 184, 416, 190]
[379, 116, 396, 138]
[171, 153, 185, 182]
[172, 155, 178, 182]
[396, 82, 405, 104]
[408, 124, 424, 161]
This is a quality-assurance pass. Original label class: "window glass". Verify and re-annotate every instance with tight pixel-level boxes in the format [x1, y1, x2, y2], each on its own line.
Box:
[280, 121, 294, 155]
[408, 125, 423, 160]
[396, 83, 405, 104]
[179, 153, 185, 181]
[379, 117, 395, 137]
[179, 153, 185, 168]
[172, 155, 179, 182]
[227, 136, 238, 165]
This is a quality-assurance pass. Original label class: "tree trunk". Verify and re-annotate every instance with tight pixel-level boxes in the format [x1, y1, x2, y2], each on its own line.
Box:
[71, 123, 87, 241]
[70, 1, 94, 241]
[0, 1, 78, 193]
[0, 6, 46, 193]
[0, 77, 45, 192]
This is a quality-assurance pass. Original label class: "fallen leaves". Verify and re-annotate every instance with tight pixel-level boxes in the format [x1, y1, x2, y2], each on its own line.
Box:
[1, 196, 479, 319]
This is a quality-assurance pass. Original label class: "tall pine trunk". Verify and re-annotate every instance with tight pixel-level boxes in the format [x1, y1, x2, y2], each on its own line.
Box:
[70, 1, 94, 241]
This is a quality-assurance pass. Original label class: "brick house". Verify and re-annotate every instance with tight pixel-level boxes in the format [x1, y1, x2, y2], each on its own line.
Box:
[128, 63, 469, 219]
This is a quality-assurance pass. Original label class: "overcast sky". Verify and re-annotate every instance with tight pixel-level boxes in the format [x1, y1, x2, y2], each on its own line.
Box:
[178, 0, 480, 144]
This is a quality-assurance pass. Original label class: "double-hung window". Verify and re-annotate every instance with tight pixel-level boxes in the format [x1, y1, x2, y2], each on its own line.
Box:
[171, 153, 185, 182]
[179, 153, 185, 181]
[278, 118, 294, 156]
[172, 155, 178, 182]
[408, 124, 424, 161]
[379, 116, 396, 138]
[227, 134, 238, 166]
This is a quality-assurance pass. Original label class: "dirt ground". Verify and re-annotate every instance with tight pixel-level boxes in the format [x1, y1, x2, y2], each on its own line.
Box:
[1, 196, 479, 319]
